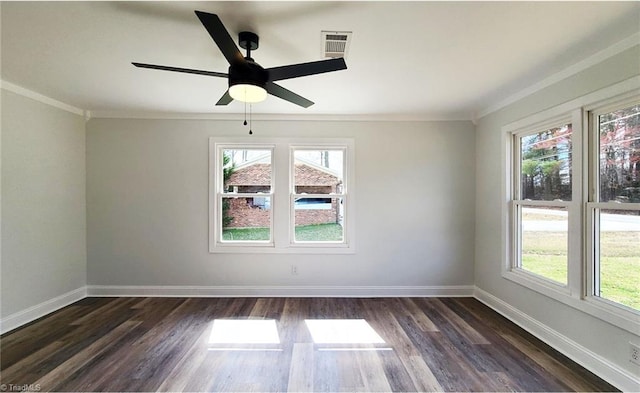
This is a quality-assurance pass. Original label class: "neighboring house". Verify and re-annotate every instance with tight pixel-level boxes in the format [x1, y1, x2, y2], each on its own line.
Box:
[225, 159, 342, 228]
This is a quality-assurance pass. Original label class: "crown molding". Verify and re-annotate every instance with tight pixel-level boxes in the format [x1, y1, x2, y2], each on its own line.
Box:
[88, 110, 473, 122]
[1, 80, 86, 117]
[476, 32, 640, 120]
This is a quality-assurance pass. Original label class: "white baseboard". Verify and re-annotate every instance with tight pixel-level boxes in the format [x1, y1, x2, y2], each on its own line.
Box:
[474, 287, 640, 392]
[0, 286, 87, 334]
[86, 285, 475, 298]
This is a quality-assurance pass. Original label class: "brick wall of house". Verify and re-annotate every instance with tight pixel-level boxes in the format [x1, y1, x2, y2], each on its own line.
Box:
[295, 185, 334, 194]
[237, 186, 270, 193]
[226, 198, 270, 228]
[225, 197, 339, 228]
[224, 162, 341, 228]
[294, 208, 337, 226]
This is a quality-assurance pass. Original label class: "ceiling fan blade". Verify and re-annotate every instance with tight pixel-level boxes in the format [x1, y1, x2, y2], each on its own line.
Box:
[216, 90, 233, 106]
[265, 82, 314, 108]
[132, 62, 227, 78]
[194, 11, 245, 65]
[267, 57, 347, 82]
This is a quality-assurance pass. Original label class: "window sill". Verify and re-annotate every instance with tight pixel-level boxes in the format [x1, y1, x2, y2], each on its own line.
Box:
[502, 269, 640, 334]
[503, 269, 571, 296]
[210, 244, 355, 254]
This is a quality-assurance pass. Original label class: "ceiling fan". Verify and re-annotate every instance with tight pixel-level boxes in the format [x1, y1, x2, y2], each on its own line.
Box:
[133, 10, 347, 108]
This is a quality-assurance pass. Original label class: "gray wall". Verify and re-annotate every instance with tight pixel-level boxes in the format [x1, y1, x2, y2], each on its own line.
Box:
[1, 90, 86, 317]
[474, 46, 640, 378]
[86, 118, 475, 288]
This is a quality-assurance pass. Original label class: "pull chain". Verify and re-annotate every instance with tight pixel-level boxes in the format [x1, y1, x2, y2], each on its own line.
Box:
[249, 104, 253, 135]
[243, 101, 247, 126]
[241, 101, 254, 135]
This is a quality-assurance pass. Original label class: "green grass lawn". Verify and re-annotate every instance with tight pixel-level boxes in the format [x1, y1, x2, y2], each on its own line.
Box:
[222, 227, 270, 241]
[521, 232, 569, 284]
[294, 223, 343, 241]
[522, 231, 639, 310]
[223, 223, 343, 242]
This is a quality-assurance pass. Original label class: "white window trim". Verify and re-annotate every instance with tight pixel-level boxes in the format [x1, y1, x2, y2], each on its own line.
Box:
[213, 143, 275, 248]
[507, 111, 581, 296]
[501, 76, 640, 335]
[290, 145, 349, 248]
[585, 95, 640, 320]
[209, 137, 355, 254]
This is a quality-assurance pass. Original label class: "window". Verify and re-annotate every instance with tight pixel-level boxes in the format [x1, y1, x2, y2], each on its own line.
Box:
[218, 147, 273, 243]
[588, 100, 640, 312]
[504, 83, 640, 332]
[210, 138, 354, 253]
[292, 148, 346, 243]
[512, 119, 577, 287]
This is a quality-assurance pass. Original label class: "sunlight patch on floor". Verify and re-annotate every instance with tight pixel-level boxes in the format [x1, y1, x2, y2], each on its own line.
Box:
[304, 319, 386, 344]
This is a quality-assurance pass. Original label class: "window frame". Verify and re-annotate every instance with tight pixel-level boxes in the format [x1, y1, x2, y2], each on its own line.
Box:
[290, 145, 348, 247]
[214, 144, 275, 248]
[507, 112, 582, 295]
[501, 77, 640, 334]
[209, 137, 355, 254]
[585, 96, 640, 315]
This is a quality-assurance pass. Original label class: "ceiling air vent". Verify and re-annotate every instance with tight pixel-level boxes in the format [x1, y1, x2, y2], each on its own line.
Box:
[321, 31, 352, 59]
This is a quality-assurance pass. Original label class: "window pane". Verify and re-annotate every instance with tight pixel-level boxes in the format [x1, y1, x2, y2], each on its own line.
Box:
[520, 207, 568, 284]
[223, 149, 271, 194]
[293, 150, 343, 194]
[294, 197, 343, 242]
[598, 104, 640, 203]
[596, 209, 640, 311]
[222, 197, 270, 241]
[520, 124, 572, 201]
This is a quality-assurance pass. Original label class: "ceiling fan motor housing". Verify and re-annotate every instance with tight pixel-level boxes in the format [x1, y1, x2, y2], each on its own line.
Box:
[228, 60, 268, 90]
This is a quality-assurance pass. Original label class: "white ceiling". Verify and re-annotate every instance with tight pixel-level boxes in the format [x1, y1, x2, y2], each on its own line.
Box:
[2, 1, 639, 120]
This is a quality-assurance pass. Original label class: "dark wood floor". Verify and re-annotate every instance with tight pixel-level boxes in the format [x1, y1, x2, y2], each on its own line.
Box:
[0, 297, 617, 392]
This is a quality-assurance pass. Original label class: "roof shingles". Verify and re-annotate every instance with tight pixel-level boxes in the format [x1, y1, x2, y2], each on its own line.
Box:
[226, 163, 339, 186]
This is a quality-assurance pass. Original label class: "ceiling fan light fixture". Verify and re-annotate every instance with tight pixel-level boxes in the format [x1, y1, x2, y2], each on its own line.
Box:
[229, 82, 267, 103]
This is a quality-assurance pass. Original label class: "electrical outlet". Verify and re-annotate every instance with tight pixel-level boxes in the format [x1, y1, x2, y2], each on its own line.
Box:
[291, 265, 298, 275]
[631, 342, 640, 366]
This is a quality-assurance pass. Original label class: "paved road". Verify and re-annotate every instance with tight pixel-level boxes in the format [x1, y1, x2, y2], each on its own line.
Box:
[522, 208, 640, 232]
